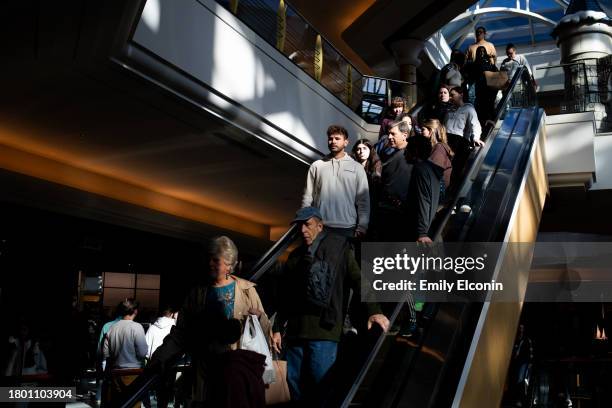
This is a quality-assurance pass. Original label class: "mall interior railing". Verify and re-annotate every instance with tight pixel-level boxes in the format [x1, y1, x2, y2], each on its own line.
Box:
[214, 0, 412, 125]
[537, 56, 611, 132]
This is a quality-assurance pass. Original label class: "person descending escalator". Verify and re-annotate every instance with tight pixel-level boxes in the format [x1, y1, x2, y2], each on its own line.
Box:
[301, 125, 370, 240]
[271, 207, 390, 406]
[145, 236, 271, 407]
[444, 86, 484, 199]
[351, 139, 382, 240]
[418, 86, 454, 124]
[376, 98, 411, 157]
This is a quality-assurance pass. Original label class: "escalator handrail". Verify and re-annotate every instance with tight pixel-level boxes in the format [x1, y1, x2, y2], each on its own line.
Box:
[246, 223, 300, 282]
[339, 65, 532, 408]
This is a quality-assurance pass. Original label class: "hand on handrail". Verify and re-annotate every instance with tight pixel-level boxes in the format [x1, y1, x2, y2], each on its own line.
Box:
[367, 314, 390, 333]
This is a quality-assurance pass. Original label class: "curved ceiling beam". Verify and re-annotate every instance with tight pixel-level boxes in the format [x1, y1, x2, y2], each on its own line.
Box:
[451, 7, 558, 27]
[446, 0, 495, 44]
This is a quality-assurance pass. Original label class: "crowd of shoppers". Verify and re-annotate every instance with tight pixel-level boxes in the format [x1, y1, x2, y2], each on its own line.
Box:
[84, 25, 538, 408]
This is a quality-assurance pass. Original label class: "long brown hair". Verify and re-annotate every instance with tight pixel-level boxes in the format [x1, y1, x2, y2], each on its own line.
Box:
[351, 139, 381, 176]
[421, 119, 453, 156]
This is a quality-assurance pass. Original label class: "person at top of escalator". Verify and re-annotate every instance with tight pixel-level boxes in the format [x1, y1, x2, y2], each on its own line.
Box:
[470, 46, 499, 127]
[271, 206, 389, 405]
[418, 86, 454, 124]
[500, 43, 532, 85]
[301, 125, 370, 239]
[466, 26, 497, 65]
[440, 49, 466, 90]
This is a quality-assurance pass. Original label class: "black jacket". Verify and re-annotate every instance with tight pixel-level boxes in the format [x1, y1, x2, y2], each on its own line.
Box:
[379, 148, 414, 208]
[407, 160, 444, 239]
[273, 232, 380, 341]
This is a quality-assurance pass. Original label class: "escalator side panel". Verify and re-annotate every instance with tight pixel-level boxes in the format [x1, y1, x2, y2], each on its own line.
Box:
[452, 111, 548, 408]
[387, 110, 525, 408]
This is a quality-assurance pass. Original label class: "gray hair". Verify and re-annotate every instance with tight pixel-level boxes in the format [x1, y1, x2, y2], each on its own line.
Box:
[208, 236, 239, 271]
[389, 119, 411, 134]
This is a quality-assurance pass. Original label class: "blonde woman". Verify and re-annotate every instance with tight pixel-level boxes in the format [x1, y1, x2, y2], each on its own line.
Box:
[421, 119, 454, 189]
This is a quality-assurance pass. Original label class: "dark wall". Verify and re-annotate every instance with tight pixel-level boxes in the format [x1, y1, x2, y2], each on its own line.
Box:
[0, 201, 228, 381]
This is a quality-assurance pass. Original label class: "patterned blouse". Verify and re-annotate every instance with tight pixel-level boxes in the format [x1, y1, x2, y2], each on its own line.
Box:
[205, 281, 236, 319]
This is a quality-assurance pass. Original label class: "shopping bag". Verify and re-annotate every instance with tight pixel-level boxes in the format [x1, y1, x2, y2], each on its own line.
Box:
[240, 315, 276, 384]
[265, 358, 291, 405]
[485, 71, 509, 90]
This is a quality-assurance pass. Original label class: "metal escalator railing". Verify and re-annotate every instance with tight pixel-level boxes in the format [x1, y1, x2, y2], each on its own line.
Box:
[340, 66, 539, 408]
[213, 0, 412, 125]
[393, 107, 544, 408]
[247, 223, 299, 281]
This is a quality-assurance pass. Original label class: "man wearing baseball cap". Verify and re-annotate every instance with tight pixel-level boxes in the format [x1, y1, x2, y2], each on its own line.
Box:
[271, 207, 389, 404]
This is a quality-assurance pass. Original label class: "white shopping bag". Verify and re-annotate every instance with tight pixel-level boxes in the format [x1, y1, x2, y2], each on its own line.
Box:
[240, 315, 276, 384]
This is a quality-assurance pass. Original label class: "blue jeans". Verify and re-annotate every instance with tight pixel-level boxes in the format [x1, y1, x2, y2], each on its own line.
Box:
[286, 340, 338, 402]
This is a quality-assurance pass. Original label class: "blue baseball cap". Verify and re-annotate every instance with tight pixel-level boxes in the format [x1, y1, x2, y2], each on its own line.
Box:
[291, 207, 323, 224]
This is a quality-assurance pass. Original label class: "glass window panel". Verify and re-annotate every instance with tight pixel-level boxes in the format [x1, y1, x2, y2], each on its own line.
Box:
[104, 272, 135, 288]
[136, 274, 160, 290]
[136, 289, 160, 311]
[103, 288, 135, 308]
[83, 276, 102, 293]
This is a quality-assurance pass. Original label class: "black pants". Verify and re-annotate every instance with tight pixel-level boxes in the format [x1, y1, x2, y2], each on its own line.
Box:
[447, 133, 471, 196]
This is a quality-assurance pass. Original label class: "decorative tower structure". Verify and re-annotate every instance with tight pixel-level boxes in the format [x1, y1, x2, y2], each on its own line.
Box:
[552, 0, 612, 132]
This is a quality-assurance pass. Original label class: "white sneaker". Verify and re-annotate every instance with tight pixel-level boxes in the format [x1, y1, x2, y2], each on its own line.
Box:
[459, 204, 472, 213]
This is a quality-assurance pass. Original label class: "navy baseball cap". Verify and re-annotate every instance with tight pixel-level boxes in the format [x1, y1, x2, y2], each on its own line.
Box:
[291, 207, 323, 224]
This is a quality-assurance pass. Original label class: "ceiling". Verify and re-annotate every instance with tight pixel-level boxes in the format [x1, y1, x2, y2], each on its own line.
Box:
[288, 0, 479, 76]
[340, 0, 479, 75]
[0, 62, 308, 239]
[442, 0, 565, 51]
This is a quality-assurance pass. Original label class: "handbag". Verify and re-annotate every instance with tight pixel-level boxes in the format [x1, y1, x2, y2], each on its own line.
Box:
[485, 71, 509, 90]
[265, 354, 291, 405]
[240, 315, 276, 384]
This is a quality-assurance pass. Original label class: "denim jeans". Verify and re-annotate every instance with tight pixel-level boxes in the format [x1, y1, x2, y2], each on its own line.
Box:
[286, 340, 338, 402]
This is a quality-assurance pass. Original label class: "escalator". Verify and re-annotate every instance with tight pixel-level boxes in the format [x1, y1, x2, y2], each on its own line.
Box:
[117, 67, 547, 408]
[339, 67, 547, 408]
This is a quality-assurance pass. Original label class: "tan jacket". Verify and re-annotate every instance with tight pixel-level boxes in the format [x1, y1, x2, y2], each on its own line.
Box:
[229, 276, 272, 343]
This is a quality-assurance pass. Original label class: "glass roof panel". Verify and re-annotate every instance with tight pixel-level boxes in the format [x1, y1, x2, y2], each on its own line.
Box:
[441, 0, 566, 50]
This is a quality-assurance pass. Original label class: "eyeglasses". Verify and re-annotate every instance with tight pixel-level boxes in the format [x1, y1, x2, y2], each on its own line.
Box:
[476, 30, 485, 34]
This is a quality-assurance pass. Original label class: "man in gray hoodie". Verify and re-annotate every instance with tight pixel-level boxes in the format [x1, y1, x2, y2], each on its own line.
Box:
[301, 125, 370, 238]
